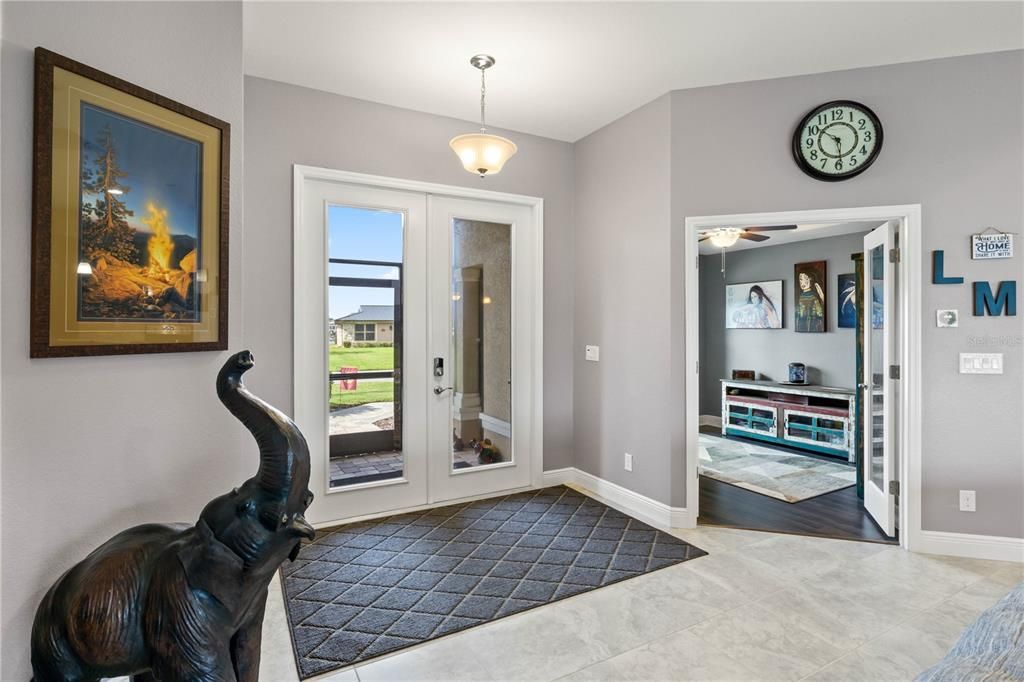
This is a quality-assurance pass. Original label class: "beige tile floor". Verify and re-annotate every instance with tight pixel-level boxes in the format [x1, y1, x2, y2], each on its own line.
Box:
[260, 522, 1022, 682]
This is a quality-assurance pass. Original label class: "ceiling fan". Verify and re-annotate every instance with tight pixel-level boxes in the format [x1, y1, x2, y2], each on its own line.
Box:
[699, 225, 799, 277]
[698, 225, 799, 247]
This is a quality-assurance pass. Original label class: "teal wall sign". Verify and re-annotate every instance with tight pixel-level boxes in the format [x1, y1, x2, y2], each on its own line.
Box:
[932, 250, 964, 284]
[974, 281, 1017, 316]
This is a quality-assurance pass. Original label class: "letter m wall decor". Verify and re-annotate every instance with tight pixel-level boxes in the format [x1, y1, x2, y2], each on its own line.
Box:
[974, 281, 1018, 316]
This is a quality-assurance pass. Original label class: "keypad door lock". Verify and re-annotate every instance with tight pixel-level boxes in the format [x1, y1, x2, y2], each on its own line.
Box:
[433, 357, 444, 377]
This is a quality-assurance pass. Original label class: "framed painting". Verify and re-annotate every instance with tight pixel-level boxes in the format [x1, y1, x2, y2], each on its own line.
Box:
[837, 272, 857, 328]
[31, 48, 229, 357]
[725, 280, 783, 329]
[794, 260, 827, 332]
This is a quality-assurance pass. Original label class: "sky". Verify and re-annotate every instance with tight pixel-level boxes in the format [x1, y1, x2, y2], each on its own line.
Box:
[80, 103, 202, 238]
[328, 205, 403, 320]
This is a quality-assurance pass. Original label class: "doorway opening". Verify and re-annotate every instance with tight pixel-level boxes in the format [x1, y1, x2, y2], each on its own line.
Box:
[684, 206, 922, 549]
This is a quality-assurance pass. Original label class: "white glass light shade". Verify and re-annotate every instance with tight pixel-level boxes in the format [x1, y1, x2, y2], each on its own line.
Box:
[76, 261, 93, 275]
[449, 133, 518, 177]
[709, 228, 741, 248]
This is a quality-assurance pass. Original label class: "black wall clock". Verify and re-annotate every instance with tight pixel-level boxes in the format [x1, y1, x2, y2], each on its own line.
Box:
[792, 100, 883, 181]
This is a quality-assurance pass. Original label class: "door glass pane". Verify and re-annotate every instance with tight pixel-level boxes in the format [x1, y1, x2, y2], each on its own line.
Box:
[450, 219, 511, 471]
[868, 243, 885, 490]
[328, 205, 404, 489]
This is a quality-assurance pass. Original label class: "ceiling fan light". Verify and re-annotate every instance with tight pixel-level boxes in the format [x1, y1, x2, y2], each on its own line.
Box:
[449, 133, 517, 177]
[709, 228, 741, 248]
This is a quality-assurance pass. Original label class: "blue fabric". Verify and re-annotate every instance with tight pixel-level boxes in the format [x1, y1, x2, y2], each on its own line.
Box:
[916, 581, 1024, 681]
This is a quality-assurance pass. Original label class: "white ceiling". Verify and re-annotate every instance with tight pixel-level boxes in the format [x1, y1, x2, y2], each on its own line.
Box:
[243, 2, 1023, 142]
[697, 221, 884, 255]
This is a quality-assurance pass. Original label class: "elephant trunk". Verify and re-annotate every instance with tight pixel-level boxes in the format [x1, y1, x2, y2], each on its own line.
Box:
[216, 351, 310, 501]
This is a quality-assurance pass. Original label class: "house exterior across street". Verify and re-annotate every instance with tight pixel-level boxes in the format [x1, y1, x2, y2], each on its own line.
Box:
[334, 305, 395, 345]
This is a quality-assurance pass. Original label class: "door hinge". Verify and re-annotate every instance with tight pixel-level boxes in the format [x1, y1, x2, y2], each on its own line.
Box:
[889, 247, 900, 263]
[889, 480, 900, 497]
[889, 364, 901, 380]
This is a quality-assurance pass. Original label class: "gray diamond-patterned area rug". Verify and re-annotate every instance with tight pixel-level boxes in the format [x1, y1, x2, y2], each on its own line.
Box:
[280, 485, 707, 678]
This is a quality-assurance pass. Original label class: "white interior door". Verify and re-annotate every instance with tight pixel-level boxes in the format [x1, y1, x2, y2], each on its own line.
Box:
[426, 196, 538, 503]
[295, 180, 429, 523]
[862, 221, 898, 537]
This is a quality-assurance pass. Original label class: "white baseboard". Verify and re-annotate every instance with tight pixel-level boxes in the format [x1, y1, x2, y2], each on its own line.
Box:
[699, 414, 722, 428]
[915, 530, 1024, 563]
[541, 468, 693, 530]
[539, 467, 576, 487]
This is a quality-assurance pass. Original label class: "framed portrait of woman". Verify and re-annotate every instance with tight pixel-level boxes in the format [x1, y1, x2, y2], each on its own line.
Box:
[794, 261, 827, 332]
[725, 280, 783, 329]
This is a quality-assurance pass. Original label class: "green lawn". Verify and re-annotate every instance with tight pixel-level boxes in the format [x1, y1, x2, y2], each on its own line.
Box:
[330, 346, 396, 408]
[331, 380, 395, 409]
[329, 345, 395, 372]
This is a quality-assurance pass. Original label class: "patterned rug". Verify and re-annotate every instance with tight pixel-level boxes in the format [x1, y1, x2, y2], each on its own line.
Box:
[280, 485, 707, 678]
[699, 433, 855, 503]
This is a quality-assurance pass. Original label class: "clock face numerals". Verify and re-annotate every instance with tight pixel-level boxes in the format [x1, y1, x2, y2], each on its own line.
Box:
[793, 101, 882, 181]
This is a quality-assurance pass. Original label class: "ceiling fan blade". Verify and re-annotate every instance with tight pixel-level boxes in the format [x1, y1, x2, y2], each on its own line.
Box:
[743, 224, 798, 232]
[739, 233, 770, 242]
[698, 235, 710, 242]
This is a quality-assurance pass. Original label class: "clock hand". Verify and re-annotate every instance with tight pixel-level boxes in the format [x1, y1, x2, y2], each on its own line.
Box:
[830, 134, 842, 155]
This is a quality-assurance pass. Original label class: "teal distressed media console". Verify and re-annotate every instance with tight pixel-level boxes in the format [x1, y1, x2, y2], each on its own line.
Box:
[720, 379, 856, 461]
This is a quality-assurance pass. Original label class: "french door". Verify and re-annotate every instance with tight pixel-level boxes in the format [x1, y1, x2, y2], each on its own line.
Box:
[296, 181, 429, 522]
[862, 221, 898, 537]
[427, 196, 536, 501]
[294, 173, 540, 525]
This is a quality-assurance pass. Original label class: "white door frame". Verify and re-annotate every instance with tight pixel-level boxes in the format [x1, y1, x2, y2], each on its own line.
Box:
[293, 165, 545, 527]
[683, 204, 922, 552]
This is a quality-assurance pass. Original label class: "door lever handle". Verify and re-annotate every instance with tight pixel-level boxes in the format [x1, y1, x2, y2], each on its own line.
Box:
[433, 386, 453, 395]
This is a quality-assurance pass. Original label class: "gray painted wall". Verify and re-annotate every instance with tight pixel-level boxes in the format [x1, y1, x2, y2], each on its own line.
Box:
[669, 51, 1023, 533]
[698, 232, 869, 415]
[0, 2, 245, 678]
[573, 95, 677, 505]
[243, 77, 576, 473]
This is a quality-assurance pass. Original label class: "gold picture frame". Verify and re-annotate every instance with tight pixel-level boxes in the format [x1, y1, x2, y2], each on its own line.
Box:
[31, 48, 229, 357]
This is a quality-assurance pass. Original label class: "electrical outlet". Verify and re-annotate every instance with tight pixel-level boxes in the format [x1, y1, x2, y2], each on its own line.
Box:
[959, 490, 976, 512]
[624, 452, 633, 472]
[585, 345, 600, 362]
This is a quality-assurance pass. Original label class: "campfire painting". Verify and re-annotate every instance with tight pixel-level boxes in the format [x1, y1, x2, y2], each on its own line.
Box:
[77, 105, 202, 323]
[32, 48, 229, 357]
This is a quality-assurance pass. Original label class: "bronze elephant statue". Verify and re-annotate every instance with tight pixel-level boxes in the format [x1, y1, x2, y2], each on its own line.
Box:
[31, 350, 314, 681]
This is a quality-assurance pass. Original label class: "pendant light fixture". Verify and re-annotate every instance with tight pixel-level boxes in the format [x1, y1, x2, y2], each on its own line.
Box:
[449, 54, 517, 178]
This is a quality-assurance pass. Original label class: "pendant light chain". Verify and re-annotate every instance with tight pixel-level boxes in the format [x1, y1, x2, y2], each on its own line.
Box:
[479, 66, 487, 132]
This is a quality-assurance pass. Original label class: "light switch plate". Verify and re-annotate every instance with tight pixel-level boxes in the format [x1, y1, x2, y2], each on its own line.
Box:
[959, 353, 1003, 374]
[959, 489, 976, 512]
[585, 345, 600, 362]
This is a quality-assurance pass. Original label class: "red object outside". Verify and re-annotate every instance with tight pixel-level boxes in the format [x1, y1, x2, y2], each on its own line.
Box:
[338, 366, 358, 391]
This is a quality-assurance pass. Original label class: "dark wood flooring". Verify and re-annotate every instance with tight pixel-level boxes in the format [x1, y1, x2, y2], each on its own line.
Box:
[698, 427, 897, 544]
